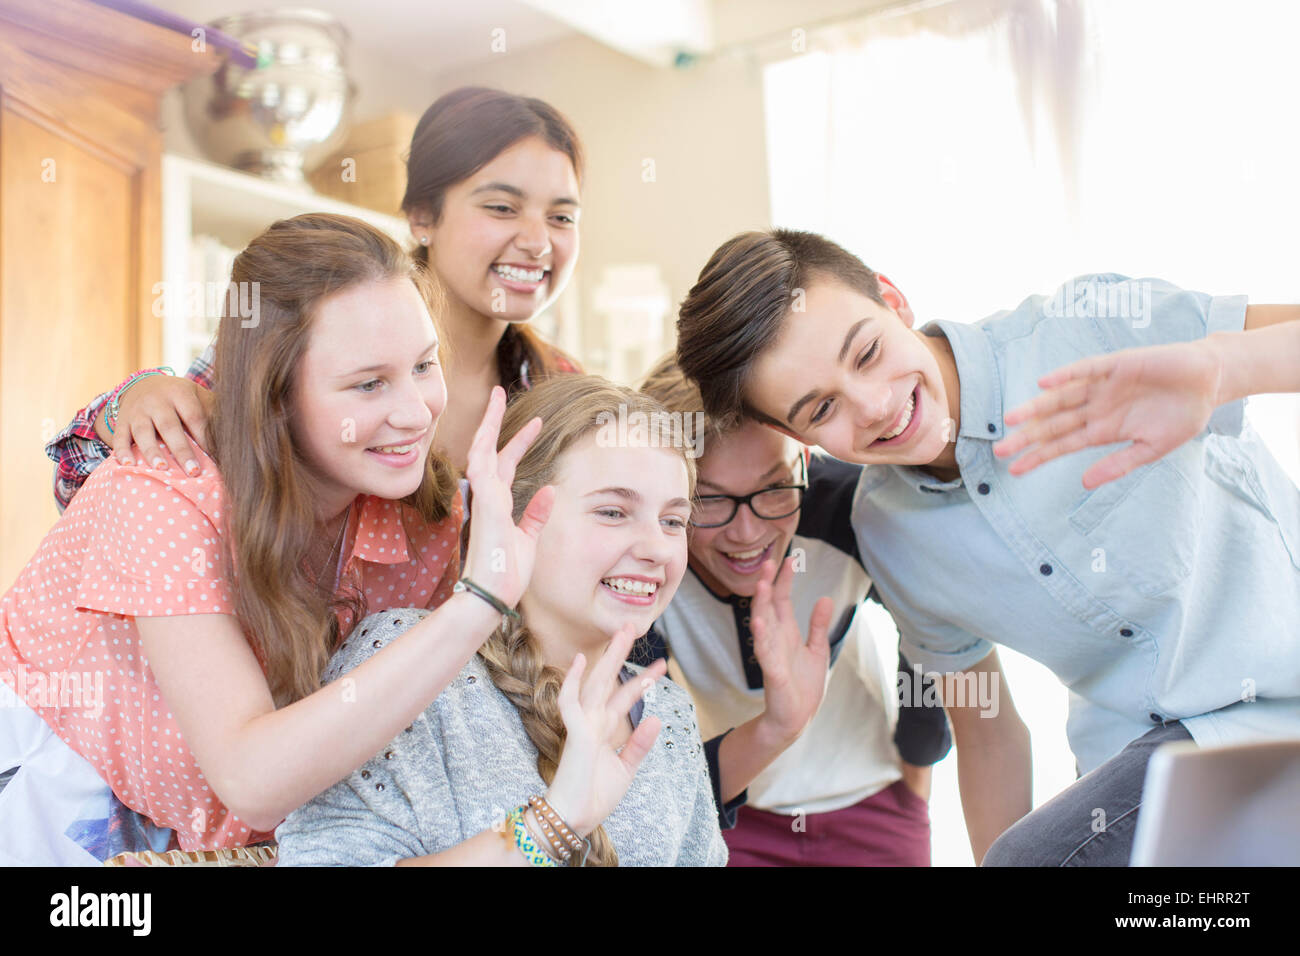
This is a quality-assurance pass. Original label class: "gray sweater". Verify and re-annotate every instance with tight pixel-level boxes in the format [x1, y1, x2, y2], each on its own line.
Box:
[275, 608, 728, 866]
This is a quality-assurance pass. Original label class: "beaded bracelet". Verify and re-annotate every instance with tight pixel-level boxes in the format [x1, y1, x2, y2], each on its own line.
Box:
[506, 806, 557, 867]
[104, 367, 174, 436]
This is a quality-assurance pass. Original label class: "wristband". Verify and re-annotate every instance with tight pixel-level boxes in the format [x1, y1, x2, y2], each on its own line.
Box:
[453, 577, 520, 622]
[525, 804, 572, 864]
[105, 367, 173, 436]
[530, 794, 588, 862]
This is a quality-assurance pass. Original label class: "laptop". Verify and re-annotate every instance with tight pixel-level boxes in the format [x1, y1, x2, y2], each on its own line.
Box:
[1130, 738, 1300, 865]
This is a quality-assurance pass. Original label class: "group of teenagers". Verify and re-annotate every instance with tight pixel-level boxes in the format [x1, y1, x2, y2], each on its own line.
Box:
[2, 86, 1297, 868]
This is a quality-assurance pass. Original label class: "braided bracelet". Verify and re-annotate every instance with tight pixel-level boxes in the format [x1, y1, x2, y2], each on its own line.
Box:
[506, 806, 557, 867]
[105, 367, 174, 436]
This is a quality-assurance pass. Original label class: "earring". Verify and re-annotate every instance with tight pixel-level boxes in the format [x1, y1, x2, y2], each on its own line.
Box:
[420, 236, 429, 245]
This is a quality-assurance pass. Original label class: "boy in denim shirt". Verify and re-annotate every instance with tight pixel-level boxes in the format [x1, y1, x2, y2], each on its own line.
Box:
[675, 228, 1300, 866]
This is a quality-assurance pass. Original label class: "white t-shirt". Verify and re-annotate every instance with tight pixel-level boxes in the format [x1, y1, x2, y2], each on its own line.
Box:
[651, 456, 904, 816]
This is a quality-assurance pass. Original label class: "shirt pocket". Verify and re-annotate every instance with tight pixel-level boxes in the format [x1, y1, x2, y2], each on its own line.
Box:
[1068, 458, 1199, 599]
[1203, 438, 1300, 572]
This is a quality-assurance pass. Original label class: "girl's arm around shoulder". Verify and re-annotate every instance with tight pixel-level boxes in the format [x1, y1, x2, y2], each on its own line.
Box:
[136, 594, 504, 834]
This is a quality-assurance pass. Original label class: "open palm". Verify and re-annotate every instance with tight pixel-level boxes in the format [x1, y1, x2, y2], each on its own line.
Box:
[545, 625, 665, 838]
[462, 385, 555, 607]
[994, 339, 1222, 488]
[751, 556, 833, 742]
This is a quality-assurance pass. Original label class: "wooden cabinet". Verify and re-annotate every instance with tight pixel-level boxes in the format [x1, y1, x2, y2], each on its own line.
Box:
[0, 0, 219, 588]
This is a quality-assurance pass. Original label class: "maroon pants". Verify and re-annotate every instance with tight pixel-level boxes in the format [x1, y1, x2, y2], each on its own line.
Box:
[724, 779, 932, 867]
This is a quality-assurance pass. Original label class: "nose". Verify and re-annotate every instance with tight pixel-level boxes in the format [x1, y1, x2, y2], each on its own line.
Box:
[849, 379, 893, 429]
[630, 515, 679, 568]
[726, 499, 766, 541]
[515, 213, 551, 259]
[387, 375, 437, 433]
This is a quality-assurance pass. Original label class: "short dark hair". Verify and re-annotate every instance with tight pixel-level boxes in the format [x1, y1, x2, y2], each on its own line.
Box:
[675, 229, 884, 429]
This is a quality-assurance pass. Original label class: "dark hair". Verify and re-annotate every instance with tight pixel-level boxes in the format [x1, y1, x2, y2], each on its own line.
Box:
[208, 213, 458, 707]
[401, 86, 584, 395]
[675, 229, 885, 429]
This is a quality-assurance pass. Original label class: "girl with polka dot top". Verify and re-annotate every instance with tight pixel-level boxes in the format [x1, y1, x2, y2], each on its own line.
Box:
[0, 213, 554, 863]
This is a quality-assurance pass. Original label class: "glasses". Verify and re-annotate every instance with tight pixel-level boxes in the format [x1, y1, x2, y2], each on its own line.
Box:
[689, 456, 808, 529]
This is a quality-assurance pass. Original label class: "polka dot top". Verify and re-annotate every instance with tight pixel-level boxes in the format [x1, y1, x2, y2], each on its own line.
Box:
[0, 448, 462, 851]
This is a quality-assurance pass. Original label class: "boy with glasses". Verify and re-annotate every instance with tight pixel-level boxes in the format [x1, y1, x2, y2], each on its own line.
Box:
[636, 355, 969, 865]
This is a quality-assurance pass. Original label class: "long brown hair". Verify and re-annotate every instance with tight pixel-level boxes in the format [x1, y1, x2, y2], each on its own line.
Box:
[401, 86, 584, 395]
[480, 375, 697, 866]
[208, 213, 459, 708]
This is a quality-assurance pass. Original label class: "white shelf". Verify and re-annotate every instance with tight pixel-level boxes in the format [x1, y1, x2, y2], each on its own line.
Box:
[160, 154, 411, 372]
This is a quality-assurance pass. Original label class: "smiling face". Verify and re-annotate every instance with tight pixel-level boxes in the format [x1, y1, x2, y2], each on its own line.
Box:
[519, 434, 691, 656]
[747, 276, 957, 467]
[421, 135, 580, 325]
[687, 422, 804, 598]
[290, 276, 446, 517]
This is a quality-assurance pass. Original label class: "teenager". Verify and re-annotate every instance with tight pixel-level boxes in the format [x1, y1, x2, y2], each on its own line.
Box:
[43, 86, 582, 508]
[674, 229, 1300, 865]
[637, 354, 959, 866]
[275, 376, 730, 865]
[0, 214, 552, 864]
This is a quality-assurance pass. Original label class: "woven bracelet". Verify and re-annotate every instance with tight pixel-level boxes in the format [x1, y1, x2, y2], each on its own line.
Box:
[508, 806, 557, 867]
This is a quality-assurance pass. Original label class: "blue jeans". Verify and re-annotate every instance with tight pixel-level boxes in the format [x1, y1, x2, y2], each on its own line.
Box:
[982, 720, 1193, 867]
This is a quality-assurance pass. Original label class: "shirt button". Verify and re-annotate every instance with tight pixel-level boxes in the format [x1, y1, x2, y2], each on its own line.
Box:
[361, 770, 371, 779]
[987, 423, 996, 433]
[1149, 713, 1163, 724]
[977, 483, 990, 495]
[738, 598, 749, 608]
[1120, 628, 1133, 637]
[384, 750, 395, 760]
[1039, 564, 1053, 575]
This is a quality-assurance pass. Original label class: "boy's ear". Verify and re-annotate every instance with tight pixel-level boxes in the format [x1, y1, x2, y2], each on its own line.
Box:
[877, 274, 916, 329]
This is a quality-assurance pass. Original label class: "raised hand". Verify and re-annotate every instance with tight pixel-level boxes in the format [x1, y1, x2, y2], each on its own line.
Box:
[993, 339, 1222, 489]
[100, 374, 214, 474]
[544, 624, 666, 837]
[461, 386, 554, 609]
[751, 556, 833, 744]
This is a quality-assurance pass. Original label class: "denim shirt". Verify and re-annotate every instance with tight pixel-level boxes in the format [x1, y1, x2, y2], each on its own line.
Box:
[851, 275, 1300, 774]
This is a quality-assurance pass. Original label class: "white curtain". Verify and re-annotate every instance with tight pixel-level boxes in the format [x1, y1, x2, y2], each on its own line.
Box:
[763, 0, 1300, 865]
